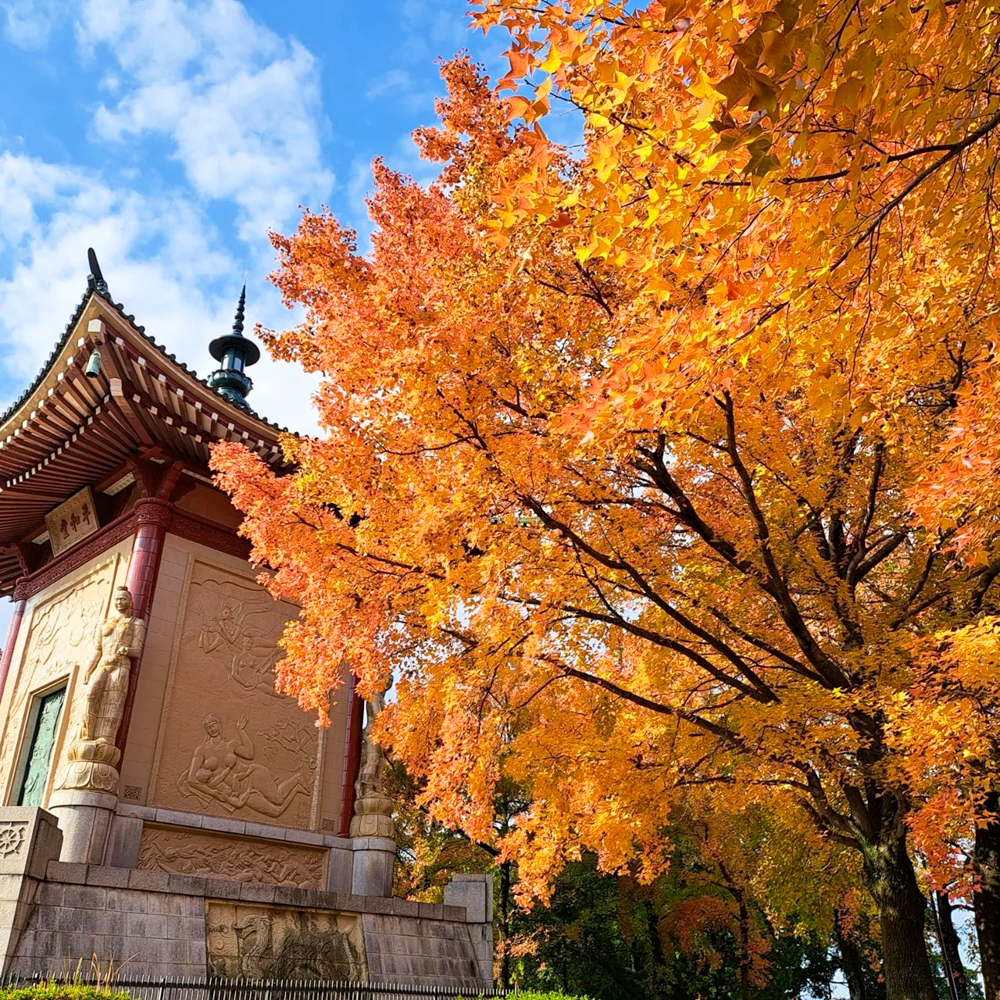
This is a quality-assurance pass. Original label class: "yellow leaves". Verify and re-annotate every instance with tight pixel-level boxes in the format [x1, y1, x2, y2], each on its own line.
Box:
[871, 8, 903, 44]
[831, 77, 861, 110]
[748, 76, 778, 115]
[575, 231, 613, 264]
[539, 45, 562, 74]
[218, 2, 1000, 935]
[743, 136, 780, 177]
[591, 134, 619, 183]
[716, 64, 754, 105]
[848, 394, 876, 429]
[688, 69, 718, 101]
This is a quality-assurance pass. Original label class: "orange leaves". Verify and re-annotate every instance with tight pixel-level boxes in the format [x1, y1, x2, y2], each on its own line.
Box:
[214, 3, 1000, 950]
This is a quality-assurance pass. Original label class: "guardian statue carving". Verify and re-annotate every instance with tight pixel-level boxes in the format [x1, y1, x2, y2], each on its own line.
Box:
[349, 678, 394, 839]
[57, 585, 145, 794]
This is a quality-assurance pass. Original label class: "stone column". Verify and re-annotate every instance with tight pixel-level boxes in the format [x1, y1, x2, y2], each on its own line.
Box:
[350, 835, 395, 897]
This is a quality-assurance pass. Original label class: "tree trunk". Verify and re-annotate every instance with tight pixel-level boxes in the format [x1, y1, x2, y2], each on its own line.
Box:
[499, 859, 511, 989]
[975, 792, 1000, 1000]
[835, 909, 885, 1000]
[863, 832, 937, 1000]
[933, 891, 969, 1000]
[737, 894, 751, 1000]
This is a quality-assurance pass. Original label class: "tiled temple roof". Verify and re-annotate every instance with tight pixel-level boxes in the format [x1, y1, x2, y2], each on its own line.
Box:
[0, 285, 291, 435]
[0, 265, 298, 593]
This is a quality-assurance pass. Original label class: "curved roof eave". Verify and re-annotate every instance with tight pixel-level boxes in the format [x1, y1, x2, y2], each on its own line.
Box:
[0, 285, 299, 443]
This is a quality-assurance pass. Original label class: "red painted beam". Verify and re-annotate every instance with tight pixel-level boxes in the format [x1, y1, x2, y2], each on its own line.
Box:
[0, 599, 26, 704]
[114, 498, 170, 757]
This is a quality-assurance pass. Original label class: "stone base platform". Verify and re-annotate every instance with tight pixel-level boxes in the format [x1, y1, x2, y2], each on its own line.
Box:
[0, 808, 492, 988]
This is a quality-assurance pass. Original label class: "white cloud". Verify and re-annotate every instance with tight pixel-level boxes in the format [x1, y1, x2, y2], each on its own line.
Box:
[0, 0, 332, 434]
[366, 68, 413, 100]
[78, 0, 333, 242]
[0, 150, 320, 434]
[1, 0, 61, 47]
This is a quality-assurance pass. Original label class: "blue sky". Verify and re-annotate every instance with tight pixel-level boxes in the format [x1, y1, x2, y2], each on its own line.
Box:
[0, 0, 511, 433]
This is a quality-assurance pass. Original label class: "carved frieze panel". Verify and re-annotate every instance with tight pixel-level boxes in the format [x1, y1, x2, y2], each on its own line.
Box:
[206, 902, 367, 980]
[0, 555, 121, 804]
[150, 558, 316, 828]
[137, 826, 325, 889]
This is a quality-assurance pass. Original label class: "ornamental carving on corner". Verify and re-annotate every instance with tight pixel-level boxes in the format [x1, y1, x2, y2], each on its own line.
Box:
[0, 822, 27, 857]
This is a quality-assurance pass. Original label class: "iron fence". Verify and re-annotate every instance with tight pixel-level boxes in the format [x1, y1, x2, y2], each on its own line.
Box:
[0, 975, 511, 1000]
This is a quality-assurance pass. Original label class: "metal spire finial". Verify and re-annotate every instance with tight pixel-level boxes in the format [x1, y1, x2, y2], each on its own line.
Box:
[232, 282, 246, 337]
[87, 248, 109, 296]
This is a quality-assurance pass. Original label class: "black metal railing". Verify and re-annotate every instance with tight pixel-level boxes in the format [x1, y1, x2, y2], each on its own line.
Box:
[0, 975, 511, 1000]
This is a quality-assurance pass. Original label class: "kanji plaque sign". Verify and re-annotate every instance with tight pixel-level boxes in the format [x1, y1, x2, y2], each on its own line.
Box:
[45, 487, 99, 556]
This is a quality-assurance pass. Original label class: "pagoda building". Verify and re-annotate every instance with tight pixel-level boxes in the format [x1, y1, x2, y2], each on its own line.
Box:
[0, 253, 492, 987]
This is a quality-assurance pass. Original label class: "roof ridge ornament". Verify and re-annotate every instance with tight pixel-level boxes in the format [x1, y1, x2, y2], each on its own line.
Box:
[86, 248, 109, 297]
[207, 281, 262, 412]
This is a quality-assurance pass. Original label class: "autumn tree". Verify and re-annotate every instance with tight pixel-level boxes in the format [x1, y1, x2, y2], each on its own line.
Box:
[215, 3, 1000, 997]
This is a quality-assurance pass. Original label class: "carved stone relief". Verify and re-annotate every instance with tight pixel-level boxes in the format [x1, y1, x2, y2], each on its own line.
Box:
[137, 827, 325, 889]
[0, 556, 119, 804]
[206, 902, 367, 980]
[151, 559, 315, 828]
[175, 714, 309, 818]
[0, 822, 27, 857]
[189, 576, 286, 698]
[349, 681, 394, 839]
[56, 586, 145, 795]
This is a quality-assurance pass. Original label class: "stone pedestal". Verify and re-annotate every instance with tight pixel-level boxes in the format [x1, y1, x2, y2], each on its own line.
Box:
[350, 791, 394, 898]
[349, 792, 394, 839]
[47, 788, 117, 864]
[57, 737, 120, 796]
[351, 836, 395, 898]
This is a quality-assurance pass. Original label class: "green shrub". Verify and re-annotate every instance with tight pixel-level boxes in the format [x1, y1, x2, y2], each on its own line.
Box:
[462, 993, 591, 1000]
[0, 986, 130, 1000]
[508, 993, 592, 1000]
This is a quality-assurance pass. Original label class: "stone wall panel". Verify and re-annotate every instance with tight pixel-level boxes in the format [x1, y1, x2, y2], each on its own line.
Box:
[205, 901, 366, 980]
